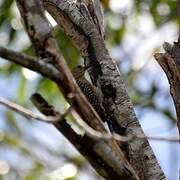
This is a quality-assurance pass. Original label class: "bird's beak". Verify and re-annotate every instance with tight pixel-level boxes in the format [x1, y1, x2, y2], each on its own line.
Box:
[84, 65, 91, 70]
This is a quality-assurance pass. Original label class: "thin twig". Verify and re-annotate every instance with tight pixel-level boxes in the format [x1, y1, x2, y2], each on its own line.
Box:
[0, 96, 179, 142]
[71, 108, 180, 142]
[0, 97, 64, 123]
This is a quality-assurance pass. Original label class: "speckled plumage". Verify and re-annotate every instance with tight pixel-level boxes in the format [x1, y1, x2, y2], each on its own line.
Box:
[72, 65, 106, 121]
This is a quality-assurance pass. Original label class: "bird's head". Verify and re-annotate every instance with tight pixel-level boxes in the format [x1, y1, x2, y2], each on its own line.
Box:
[71, 65, 90, 79]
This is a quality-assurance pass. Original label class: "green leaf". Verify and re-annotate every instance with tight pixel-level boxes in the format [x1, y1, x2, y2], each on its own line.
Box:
[17, 73, 27, 103]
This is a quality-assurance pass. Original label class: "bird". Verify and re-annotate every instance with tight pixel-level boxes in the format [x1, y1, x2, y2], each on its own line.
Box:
[71, 65, 107, 122]
[71, 65, 126, 135]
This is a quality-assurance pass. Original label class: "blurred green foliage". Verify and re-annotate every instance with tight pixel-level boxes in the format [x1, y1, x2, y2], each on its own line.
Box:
[0, 0, 178, 179]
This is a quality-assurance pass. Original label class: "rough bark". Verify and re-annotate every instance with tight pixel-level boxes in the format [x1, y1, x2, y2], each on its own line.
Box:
[155, 42, 180, 138]
[0, 0, 170, 179]
[31, 93, 136, 180]
[10, 0, 140, 179]
[0, 45, 138, 180]
[43, 0, 166, 179]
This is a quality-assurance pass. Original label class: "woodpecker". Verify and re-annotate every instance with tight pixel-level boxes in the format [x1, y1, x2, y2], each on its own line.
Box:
[72, 65, 126, 135]
[72, 65, 107, 122]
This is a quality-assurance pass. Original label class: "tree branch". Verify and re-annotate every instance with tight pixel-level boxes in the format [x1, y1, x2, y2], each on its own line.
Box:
[43, 0, 166, 179]
[0, 96, 60, 122]
[1, 95, 179, 143]
[71, 108, 180, 142]
[0, 46, 59, 82]
[30, 93, 138, 180]
[14, 0, 139, 179]
[154, 42, 180, 138]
